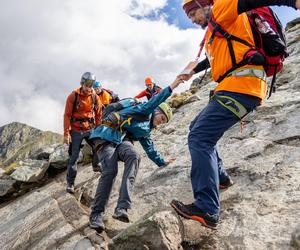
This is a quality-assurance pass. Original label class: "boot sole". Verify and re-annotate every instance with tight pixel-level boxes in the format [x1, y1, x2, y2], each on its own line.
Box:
[89, 223, 105, 231]
[112, 215, 130, 223]
[219, 181, 234, 190]
[66, 189, 74, 194]
[171, 203, 217, 230]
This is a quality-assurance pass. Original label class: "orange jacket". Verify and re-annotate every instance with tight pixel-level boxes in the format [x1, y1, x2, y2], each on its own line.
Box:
[63, 88, 102, 136]
[206, 0, 267, 100]
[98, 89, 113, 107]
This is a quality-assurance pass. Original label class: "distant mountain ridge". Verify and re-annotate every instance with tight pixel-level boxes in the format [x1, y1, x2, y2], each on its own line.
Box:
[0, 122, 62, 169]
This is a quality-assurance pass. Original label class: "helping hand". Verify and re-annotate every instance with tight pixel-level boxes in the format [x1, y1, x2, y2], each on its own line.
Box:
[164, 157, 176, 166]
[177, 70, 195, 81]
[170, 76, 185, 90]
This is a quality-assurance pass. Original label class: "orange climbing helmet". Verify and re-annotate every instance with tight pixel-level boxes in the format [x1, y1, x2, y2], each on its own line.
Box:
[145, 76, 154, 85]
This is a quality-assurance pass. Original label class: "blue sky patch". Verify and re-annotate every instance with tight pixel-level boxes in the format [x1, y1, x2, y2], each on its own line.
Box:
[131, 0, 299, 29]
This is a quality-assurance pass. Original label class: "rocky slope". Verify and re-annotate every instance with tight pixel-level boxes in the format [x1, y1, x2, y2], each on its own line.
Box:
[0, 122, 62, 169]
[0, 19, 299, 250]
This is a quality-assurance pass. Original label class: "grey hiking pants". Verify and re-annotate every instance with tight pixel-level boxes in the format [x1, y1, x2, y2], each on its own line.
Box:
[91, 141, 141, 214]
[66, 130, 98, 185]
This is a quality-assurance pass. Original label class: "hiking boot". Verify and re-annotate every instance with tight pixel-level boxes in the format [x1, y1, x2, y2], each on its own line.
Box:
[112, 208, 129, 223]
[66, 184, 75, 194]
[170, 200, 219, 230]
[92, 164, 102, 173]
[219, 175, 234, 190]
[89, 213, 105, 231]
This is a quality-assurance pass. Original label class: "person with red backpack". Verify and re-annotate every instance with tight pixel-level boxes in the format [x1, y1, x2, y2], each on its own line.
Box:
[64, 72, 102, 194]
[170, 0, 299, 229]
[135, 76, 162, 100]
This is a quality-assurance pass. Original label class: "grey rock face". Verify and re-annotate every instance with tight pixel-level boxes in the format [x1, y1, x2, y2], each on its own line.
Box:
[286, 17, 300, 31]
[0, 178, 17, 197]
[49, 144, 83, 169]
[0, 122, 62, 168]
[0, 168, 5, 178]
[291, 224, 300, 249]
[33, 144, 59, 160]
[110, 210, 184, 250]
[10, 159, 49, 182]
[0, 181, 107, 250]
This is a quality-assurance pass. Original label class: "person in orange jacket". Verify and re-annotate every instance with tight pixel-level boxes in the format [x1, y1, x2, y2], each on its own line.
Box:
[135, 76, 162, 100]
[93, 81, 120, 108]
[170, 0, 300, 230]
[64, 72, 102, 194]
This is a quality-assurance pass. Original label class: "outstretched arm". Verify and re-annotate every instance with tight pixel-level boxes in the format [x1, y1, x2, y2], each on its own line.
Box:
[238, 0, 299, 14]
[134, 90, 147, 99]
[139, 136, 165, 167]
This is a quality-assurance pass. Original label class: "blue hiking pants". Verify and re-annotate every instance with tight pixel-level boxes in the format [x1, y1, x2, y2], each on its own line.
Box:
[188, 91, 260, 215]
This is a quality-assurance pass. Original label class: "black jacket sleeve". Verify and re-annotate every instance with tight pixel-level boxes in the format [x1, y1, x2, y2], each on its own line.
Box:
[194, 57, 210, 74]
[238, 0, 297, 14]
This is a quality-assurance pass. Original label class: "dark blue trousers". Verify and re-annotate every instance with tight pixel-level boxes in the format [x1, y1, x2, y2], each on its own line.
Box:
[67, 130, 94, 185]
[188, 91, 260, 215]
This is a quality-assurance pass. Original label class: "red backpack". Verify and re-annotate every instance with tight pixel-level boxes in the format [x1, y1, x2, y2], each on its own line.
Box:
[207, 7, 288, 98]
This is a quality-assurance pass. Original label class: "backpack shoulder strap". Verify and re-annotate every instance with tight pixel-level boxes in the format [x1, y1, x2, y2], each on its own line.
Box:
[72, 91, 79, 114]
[209, 19, 254, 68]
[103, 88, 113, 95]
[92, 92, 97, 112]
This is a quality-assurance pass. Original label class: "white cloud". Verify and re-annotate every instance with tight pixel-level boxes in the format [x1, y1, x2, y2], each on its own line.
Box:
[0, 0, 204, 133]
[129, 0, 168, 16]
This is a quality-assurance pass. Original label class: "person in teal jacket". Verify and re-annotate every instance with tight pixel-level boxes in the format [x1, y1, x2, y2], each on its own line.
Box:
[89, 76, 184, 231]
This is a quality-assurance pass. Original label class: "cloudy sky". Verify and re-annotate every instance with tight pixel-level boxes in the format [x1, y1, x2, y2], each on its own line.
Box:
[1, 0, 299, 133]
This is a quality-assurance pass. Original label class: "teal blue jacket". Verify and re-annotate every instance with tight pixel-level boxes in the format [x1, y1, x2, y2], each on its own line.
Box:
[90, 86, 173, 166]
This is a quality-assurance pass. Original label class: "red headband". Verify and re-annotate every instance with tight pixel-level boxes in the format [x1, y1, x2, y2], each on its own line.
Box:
[183, 0, 212, 15]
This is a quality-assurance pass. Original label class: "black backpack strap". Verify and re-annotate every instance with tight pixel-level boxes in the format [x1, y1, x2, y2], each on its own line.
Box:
[209, 20, 254, 69]
[92, 92, 97, 112]
[72, 91, 79, 114]
[129, 114, 151, 122]
[267, 65, 278, 99]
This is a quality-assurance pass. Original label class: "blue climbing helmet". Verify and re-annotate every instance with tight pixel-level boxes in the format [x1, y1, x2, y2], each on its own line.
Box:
[93, 81, 102, 89]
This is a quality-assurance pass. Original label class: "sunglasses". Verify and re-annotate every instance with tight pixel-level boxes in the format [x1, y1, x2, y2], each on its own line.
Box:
[83, 79, 95, 88]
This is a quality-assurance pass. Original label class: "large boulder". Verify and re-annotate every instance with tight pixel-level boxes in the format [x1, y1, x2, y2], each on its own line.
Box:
[10, 159, 49, 182]
[109, 210, 184, 250]
[49, 144, 83, 169]
[0, 177, 17, 197]
[32, 143, 60, 160]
